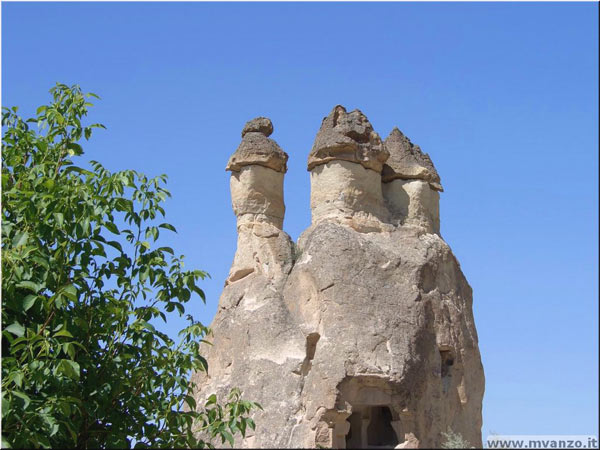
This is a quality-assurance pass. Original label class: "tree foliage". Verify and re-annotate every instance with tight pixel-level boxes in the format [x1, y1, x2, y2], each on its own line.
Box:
[1, 83, 260, 448]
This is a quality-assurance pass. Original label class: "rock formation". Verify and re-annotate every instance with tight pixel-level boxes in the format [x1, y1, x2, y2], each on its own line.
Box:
[381, 127, 443, 234]
[225, 117, 291, 284]
[308, 106, 391, 233]
[191, 108, 484, 449]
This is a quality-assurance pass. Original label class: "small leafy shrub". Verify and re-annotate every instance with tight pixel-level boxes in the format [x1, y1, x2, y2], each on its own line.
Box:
[441, 427, 473, 449]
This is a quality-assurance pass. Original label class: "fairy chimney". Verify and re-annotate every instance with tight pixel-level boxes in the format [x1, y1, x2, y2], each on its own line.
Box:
[307, 105, 391, 232]
[382, 128, 443, 234]
[192, 108, 484, 449]
[225, 117, 293, 284]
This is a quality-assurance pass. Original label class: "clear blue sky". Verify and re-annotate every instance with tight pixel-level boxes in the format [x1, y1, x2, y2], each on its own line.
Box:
[2, 1, 598, 442]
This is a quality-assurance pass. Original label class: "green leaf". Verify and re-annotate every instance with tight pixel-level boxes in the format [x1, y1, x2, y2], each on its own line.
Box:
[104, 222, 119, 234]
[139, 266, 150, 282]
[15, 280, 42, 293]
[61, 285, 77, 301]
[62, 342, 76, 359]
[12, 391, 31, 409]
[105, 240, 123, 253]
[115, 198, 131, 212]
[12, 231, 28, 248]
[159, 223, 177, 233]
[66, 142, 83, 155]
[22, 295, 37, 312]
[9, 371, 24, 388]
[43, 178, 55, 190]
[32, 256, 50, 269]
[222, 430, 234, 447]
[57, 360, 80, 380]
[54, 329, 73, 338]
[206, 394, 217, 406]
[185, 395, 197, 410]
[4, 323, 25, 337]
[53, 212, 64, 226]
[1, 395, 10, 418]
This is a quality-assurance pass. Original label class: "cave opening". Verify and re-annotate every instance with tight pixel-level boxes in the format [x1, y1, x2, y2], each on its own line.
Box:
[367, 406, 399, 448]
[345, 406, 400, 449]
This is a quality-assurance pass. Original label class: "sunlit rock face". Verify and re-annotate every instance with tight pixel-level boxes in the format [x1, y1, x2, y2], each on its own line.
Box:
[191, 109, 484, 449]
[381, 127, 443, 234]
[308, 106, 391, 233]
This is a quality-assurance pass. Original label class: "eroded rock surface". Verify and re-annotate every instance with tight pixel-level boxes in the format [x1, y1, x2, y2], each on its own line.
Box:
[381, 128, 443, 233]
[227, 117, 288, 173]
[191, 110, 484, 449]
[308, 105, 389, 173]
[242, 116, 274, 138]
[308, 106, 391, 232]
[382, 127, 443, 192]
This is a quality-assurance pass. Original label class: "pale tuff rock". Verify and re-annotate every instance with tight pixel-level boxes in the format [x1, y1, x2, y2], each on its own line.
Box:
[382, 179, 440, 234]
[308, 106, 391, 232]
[192, 109, 484, 449]
[227, 117, 288, 173]
[227, 221, 293, 285]
[382, 128, 442, 233]
[225, 117, 292, 285]
[309, 160, 392, 233]
[230, 165, 285, 228]
[382, 127, 443, 192]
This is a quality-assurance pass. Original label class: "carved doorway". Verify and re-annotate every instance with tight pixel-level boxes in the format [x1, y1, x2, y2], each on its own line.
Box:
[345, 405, 400, 449]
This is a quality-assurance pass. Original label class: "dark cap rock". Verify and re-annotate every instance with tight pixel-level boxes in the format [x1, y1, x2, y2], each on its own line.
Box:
[307, 105, 389, 173]
[227, 117, 288, 173]
[381, 127, 443, 191]
[241, 117, 274, 138]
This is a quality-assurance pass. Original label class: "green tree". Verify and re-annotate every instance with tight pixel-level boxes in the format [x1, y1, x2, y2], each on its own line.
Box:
[1, 83, 259, 448]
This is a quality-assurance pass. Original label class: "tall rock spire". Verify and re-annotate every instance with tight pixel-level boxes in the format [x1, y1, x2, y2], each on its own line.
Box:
[225, 117, 293, 284]
[382, 128, 442, 234]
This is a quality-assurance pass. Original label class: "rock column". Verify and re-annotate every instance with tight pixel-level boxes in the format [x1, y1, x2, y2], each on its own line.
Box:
[225, 117, 292, 283]
[307, 105, 391, 232]
[381, 128, 443, 234]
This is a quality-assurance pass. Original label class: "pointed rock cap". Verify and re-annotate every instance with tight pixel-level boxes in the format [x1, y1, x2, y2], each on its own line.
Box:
[307, 105, 389, 173]
[381, 127, 443, 191]
[226, 117, 288, 173]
